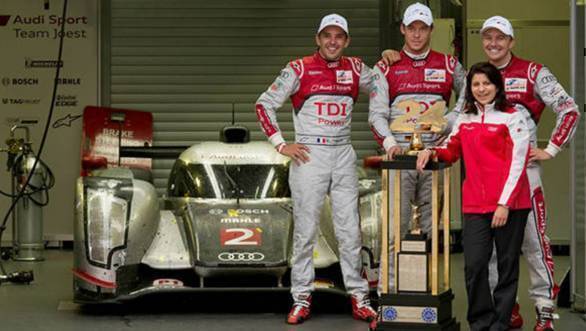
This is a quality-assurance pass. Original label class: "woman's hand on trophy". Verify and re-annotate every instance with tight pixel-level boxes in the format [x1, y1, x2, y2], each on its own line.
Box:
[416, 149, 434, 173]
[279, 143, 310, 165]
[381, 49, 402, 66]
[491, 205, 509, 228]
[386, 145, 403, 161]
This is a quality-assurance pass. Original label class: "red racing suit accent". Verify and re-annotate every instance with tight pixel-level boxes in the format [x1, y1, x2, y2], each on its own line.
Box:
[434, 104, 531, 213]
[385, 50, 455, 104]
[256, 52, 370, 147]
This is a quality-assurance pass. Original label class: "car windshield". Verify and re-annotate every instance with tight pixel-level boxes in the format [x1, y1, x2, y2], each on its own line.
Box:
[168, 163, 290, 199]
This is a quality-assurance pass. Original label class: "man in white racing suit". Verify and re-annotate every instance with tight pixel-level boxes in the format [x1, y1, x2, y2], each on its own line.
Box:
[255, 13, 376, 325]
[476, 17, 579, 331]
[368, 2, 466, 293]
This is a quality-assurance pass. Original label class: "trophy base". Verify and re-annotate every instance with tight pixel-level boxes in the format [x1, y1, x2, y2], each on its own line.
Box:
[373, 318, 459, 330]
[374, 289, 459, 331]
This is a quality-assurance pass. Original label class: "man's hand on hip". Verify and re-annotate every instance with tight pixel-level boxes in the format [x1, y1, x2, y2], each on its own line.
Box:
[280, 144, 310, 165]
[529, 148, 553, 162]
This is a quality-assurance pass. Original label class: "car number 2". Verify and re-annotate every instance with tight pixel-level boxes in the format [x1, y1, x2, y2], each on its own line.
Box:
[221, 228, 262, 246]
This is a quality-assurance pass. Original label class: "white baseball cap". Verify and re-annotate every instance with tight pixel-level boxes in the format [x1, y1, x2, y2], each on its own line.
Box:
[402, 2, 433, 26]
[317, 13, 349, 35]
[481, 16, 514, 38]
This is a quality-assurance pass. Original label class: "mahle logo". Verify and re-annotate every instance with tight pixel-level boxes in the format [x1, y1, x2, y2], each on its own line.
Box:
[0, 15, 10, 27]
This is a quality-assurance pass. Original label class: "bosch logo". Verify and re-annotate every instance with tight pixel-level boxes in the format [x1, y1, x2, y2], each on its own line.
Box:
[1, 77, 39, 86]
[218, 252, 265, 262]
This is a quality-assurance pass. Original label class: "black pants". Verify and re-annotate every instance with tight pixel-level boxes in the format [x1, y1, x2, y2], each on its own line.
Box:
[462, 209, 529, 331]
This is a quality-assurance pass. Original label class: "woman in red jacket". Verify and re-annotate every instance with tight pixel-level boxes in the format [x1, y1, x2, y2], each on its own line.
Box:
[417, 62, 531, 331]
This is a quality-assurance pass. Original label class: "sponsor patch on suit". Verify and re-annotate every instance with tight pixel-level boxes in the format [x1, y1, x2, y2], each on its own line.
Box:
[505, 78, 528, 92]
[424, 69, 446, 82]
[336, 70, 353, 84]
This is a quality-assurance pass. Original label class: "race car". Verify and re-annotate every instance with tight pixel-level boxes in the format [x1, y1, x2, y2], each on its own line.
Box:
[72, 125, 382, 303]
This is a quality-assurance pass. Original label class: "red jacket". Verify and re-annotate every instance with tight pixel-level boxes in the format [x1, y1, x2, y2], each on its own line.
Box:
[434, 103, 531, 214]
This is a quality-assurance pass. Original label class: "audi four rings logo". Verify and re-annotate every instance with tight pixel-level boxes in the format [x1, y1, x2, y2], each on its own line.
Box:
[218, 252, 265, 262]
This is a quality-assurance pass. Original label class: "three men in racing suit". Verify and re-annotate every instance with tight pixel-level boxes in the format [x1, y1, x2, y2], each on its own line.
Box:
[255, 13, 377, 325]
[368, 2, 466, 293]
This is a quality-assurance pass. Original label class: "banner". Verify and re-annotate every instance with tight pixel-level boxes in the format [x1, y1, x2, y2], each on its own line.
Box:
[0, 0, 99, 240]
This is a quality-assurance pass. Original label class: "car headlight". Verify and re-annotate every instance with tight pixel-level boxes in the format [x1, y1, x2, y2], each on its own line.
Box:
[86, 188, 128, 267]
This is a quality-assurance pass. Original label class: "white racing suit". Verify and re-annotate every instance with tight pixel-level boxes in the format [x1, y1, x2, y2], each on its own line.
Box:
[255, 52, 373, 301]
[482, 56, 580, 310]
[368, 49, 466, 292]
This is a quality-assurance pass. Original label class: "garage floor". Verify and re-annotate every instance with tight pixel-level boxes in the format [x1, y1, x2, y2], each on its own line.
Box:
[0, 249, 585, 331]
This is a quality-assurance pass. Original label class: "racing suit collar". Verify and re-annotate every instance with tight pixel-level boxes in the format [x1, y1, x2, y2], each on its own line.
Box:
[494, 52, 515, 70]
[475, 101, 496, 113]
[314, 51, 343, 68]
[402, 47, 431, 61]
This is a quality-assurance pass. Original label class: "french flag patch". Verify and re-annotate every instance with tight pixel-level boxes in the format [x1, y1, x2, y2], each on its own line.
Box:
[317, 137, 328, 144]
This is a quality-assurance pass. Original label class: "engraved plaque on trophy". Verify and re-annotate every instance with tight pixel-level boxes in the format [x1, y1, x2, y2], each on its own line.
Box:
[390, 100, 448, 156]
[398, 202, 431, 293]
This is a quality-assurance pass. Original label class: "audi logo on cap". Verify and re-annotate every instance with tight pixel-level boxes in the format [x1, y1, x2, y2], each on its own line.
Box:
[218, 252, 265, 262]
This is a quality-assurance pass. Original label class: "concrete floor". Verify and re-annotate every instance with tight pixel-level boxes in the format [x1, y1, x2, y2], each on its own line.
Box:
[0, 250, 585, 331]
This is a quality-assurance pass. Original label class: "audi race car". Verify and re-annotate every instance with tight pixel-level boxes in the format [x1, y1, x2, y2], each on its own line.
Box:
[72, 126, 382, 303]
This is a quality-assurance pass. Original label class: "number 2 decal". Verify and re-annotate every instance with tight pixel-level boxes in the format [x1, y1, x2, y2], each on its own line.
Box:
[221, 228, 262, 246]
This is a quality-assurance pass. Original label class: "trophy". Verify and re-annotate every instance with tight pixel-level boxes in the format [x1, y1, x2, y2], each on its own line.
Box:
[397, 202, 431, 293]
[374, 155, 460, 330]
[390, 100, 448, 156]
